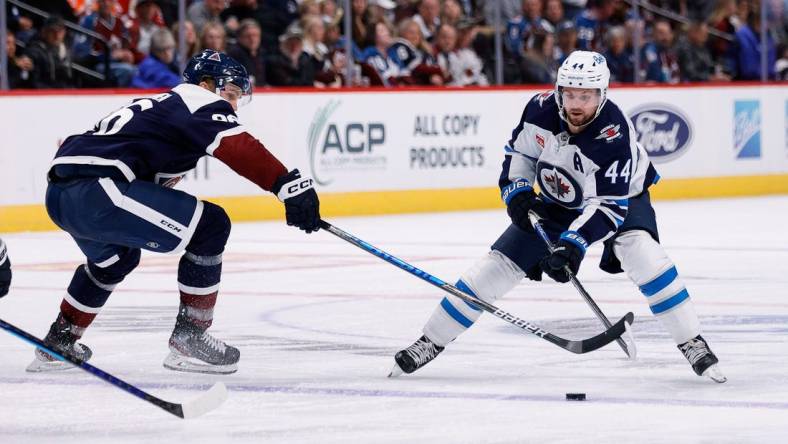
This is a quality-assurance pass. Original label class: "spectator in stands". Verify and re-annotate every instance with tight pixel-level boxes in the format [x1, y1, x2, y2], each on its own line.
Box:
[302, 15, 340, 87]
[74, 0, 141, 87]
[506, 0, 552, 58]
[676, 21, 730, 82]
[641, 19, 680, 83]
[561, 0, 587, 21]
[708, 0, 739, 74]
[452, 18, 489, 86]
[256, 0, 300, 53]
[361, 20, 400, 86]
[227, 19, 267, 86]
[322, 0, 344, 26]
[603, 26, 634, 82]
[414, 0, 442, 42]
[574, 0, 615, 51]
[544, 0, 565, 28]
[367, 0, 395, 25]
[5, 30, 34, 89]
[172, 20, 200, 59]
[350, 0, 370, 49]
[128, 0, 166, 55]
[300, 0, 322, 17]
[188, 0, 227, 35]
[266, 24, 316, 86]
[222, 0, 259, 36]
[554, 20, 577, 65]
[518, 28, 555, 84]
[482, 0, 521, 28]
[131, 28, 180, 88]
[27, 16, 75, 88]
[435, 24, 459, 83]
[732, 8, 777, 80]
[11, 0, 77, 30]
[441, 0, 464, 28]
[200, 21, 227, 52]
[389, 18, 444, 85]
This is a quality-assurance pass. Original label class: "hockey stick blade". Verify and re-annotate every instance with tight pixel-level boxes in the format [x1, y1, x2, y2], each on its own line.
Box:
[528, 211, 635, 359]
[320, 220, 634, 355]
[0, 318, 227, 419]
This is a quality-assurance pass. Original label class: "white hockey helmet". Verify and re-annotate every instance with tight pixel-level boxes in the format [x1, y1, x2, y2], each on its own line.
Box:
[555, 50, 610, 125]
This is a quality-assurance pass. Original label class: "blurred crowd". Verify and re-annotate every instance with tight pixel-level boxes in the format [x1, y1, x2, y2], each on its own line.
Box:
[3, 0, 787, 89]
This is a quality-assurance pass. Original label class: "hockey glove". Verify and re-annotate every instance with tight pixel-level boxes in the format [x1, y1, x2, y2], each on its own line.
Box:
[273, 169, 321, 233]
[502, 180, 547, 233]
[0, 241, 10, 298]
[540, 232, 587, 283]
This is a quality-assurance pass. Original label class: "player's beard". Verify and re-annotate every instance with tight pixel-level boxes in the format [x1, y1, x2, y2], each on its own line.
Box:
[566, 109, 594, 127]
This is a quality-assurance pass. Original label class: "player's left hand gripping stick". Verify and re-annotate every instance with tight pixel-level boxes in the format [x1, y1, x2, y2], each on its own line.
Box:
[528, 210, 637, 360]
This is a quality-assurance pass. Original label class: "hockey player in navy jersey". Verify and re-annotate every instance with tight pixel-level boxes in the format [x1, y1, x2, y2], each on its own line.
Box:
[391, 51, 726, 383]
[28, 50, 321, 374]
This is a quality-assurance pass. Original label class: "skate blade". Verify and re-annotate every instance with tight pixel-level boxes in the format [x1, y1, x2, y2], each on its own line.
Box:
[25, 348, 76, 373]
[25, 355, 74, 373]
[702, 364, 727, 383]
[388, 363, 404, 378]
[163, 352, 238, 375]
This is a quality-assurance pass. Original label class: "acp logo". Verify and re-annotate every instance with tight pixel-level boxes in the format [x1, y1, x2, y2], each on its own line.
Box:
[308, 100, 386, 186]
[629, 104, 692, 164]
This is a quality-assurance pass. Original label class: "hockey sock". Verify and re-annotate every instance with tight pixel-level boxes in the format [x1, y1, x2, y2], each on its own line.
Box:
[423, 251, 524, 346]
[177, 252, 222, 330]
[59, 250, 140, 338]
[614, 231, 701, 343]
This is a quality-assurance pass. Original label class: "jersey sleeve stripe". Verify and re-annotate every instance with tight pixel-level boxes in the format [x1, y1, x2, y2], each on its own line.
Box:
[205, 126, 248, 155]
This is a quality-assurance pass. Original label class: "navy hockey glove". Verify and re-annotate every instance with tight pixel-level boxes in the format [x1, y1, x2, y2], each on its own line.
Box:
[502, 180, 546, 233]
[0, 241, 10, 298]
[273, 169, 321, 233]
[540, 232, 587, 283]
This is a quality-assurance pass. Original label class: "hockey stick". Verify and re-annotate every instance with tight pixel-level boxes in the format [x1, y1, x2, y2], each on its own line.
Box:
[527, 211, 637, 360]
[320, 220, 633, 354]
[0, 318, 227, 419]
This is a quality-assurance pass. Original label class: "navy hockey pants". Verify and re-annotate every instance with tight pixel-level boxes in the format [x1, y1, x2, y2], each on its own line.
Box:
[45, 177, 202, 264]
[492, 190, 660, 276]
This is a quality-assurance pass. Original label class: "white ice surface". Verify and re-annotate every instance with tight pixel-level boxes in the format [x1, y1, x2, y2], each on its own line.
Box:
[1, 196, 787, 443]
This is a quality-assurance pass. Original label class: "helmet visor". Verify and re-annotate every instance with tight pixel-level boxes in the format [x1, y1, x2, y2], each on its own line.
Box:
[217, 75, 253, 107]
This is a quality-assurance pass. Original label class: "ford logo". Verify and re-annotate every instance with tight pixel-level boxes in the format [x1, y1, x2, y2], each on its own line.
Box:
[628, 104, 692, 163]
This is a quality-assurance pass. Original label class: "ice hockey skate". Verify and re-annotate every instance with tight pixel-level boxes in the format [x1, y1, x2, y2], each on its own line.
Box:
[678, 335, 726, 383]
[389, 335, 444, 377]
[26, 314, 93, 372]
[164, 313, 240, 375]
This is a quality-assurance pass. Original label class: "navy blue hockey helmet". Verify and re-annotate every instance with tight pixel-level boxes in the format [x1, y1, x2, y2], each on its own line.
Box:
[183, 49, 252, 106]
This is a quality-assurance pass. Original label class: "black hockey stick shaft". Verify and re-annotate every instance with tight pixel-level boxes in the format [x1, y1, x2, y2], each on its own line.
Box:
[0, 318, 189, 418]
[320, 220, 632, 354]
[528, 211, 632, 358]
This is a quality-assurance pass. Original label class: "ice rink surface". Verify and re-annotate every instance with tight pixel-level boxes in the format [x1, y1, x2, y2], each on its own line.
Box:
[1, 196, 787, 443]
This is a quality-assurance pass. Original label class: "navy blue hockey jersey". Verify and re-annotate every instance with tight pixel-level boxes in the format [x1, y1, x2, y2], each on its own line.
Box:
[51, 84, 286, 191]
[501, 91, 659, 246]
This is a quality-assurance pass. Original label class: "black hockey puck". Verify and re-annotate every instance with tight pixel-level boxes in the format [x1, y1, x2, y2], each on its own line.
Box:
[565, 393, 586, 401]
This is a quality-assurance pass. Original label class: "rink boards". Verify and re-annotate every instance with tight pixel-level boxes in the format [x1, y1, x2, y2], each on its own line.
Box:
[0, 83, 786, 232]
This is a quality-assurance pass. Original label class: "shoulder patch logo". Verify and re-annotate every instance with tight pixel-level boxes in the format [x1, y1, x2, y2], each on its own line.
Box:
[595, 124, 622, 142]
[536, 90, 553, 107]
[207, 52, 222, 62]
[535, 134, 545, 148]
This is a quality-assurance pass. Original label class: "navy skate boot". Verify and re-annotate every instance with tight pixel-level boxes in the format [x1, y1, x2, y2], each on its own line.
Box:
[678, 335, 726, 383]
[163, 310, 240, 375]
[26, 314, 93, 372]
[389, 335, 445, 377]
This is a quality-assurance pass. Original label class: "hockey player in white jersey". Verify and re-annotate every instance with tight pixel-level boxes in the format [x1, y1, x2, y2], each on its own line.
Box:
[391, 51, 726, 383]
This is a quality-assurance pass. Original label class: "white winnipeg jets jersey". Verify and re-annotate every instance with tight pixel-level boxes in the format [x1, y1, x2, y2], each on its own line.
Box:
[501, 91, 659, 245]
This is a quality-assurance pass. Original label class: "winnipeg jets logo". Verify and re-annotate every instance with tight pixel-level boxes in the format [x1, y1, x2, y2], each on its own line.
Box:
[595, 124, 622, 142]
[543, 173, 570, 198]
[536, 163, 583, 208]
